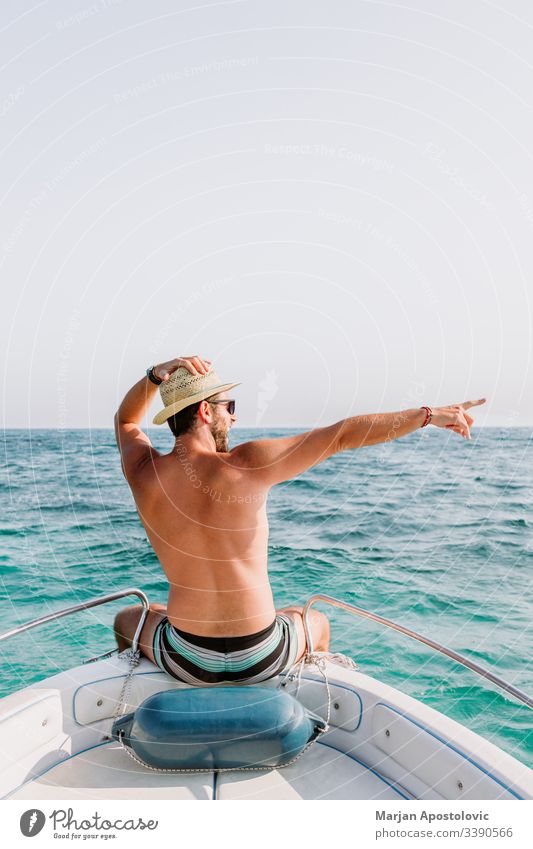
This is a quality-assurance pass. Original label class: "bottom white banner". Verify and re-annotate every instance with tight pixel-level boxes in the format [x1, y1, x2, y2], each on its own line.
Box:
[2, 800, 532, 848]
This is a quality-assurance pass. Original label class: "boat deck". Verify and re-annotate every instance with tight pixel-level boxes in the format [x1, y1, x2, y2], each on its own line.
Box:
[3, 653, 531, 802]
[10, 740, 410, 801]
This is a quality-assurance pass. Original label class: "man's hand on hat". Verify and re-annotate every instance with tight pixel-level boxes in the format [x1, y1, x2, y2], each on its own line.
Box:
[153, 356, 212, 382]
[429, 398, 486, 440]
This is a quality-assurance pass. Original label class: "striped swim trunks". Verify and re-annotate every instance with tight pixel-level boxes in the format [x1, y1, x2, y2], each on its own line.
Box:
[152, 614, 300, 686]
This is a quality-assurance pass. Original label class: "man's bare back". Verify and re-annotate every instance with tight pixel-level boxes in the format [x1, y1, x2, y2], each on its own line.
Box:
[130, 447, 274, 636]
[114, 354, 485, 670]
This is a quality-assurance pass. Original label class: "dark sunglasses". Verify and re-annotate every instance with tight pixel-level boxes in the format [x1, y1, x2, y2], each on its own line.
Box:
[208, 399, 236, 415]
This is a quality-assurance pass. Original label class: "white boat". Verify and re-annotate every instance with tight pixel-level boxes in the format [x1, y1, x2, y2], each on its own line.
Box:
[1, 588, 531, 801]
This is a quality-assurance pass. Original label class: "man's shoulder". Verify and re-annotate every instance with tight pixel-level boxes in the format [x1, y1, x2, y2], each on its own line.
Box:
[123, 446, 168, 487]
[226, 439, 266, 469]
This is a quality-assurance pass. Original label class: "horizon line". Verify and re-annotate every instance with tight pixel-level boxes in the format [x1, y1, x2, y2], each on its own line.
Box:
[1, 425, 531, 431]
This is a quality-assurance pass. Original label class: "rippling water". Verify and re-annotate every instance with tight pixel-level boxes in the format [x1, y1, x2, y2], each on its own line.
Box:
[1, 427, 532, 767]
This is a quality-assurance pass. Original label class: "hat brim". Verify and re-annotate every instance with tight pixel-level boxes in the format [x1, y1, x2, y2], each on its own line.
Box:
[152, 382, 241, 425]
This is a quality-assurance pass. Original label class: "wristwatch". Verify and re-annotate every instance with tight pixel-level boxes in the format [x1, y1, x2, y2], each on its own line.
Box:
[146, 366, 162, 386]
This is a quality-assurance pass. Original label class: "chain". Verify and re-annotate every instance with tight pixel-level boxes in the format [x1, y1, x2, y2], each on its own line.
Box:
[114, 652, 337, 775]
[111, 647, 141, 722]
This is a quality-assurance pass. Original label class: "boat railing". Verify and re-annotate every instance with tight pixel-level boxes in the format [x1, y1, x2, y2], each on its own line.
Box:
[303, 594, 533, 710]
[0, 588, 149, 656]
[1, 588, 529, 709]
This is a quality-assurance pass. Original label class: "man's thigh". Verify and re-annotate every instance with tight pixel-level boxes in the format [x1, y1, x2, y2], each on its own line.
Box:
[277, 605, 326, 660]
[115, 604, 167, 665]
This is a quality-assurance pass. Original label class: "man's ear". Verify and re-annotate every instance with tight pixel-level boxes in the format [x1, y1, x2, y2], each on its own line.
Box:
[197, 399, 212, 424]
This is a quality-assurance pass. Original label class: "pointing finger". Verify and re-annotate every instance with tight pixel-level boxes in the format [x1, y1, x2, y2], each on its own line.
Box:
[462, 398, 486, 410]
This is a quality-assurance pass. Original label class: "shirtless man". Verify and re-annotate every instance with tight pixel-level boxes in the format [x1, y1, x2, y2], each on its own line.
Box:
[114, 354, 485, 685]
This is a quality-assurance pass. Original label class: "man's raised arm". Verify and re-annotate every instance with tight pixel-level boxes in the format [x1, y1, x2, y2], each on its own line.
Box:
[234, 398, 486, 487]
[114, 355, 211, 477]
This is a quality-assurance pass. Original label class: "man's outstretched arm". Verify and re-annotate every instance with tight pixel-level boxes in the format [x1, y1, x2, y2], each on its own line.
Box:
[234, 398, 486, 486]
[114, 355, 211, 477]
[337, 398, 486, 450]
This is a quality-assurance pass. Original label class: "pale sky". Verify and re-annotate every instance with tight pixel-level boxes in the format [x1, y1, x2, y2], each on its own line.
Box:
[1, 0, 532, 428]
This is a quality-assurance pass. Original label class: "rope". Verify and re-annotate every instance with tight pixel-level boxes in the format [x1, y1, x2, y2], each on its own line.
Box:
[117, 721, 325, 775]
[326, 652, 358, 670]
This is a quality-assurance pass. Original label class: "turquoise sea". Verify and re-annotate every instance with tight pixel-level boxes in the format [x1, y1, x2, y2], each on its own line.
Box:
[1, 427, 532, 768]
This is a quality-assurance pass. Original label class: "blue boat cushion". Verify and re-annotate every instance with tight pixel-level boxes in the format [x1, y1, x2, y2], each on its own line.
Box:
[112, 686, 327, 771]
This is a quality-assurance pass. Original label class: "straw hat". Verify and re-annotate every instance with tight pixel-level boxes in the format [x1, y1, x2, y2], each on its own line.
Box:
[152, 366, 241, 425]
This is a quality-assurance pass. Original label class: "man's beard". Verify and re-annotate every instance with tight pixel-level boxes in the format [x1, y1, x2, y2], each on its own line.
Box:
[211, 422, 229, 452]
